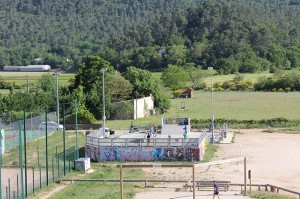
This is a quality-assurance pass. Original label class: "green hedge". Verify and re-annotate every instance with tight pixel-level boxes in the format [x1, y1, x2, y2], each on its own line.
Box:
[190, 117, 300, 129]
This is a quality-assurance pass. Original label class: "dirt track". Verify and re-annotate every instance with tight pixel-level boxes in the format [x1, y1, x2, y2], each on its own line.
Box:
[217, 129, 300, 191]
[134, 129, 300, 198]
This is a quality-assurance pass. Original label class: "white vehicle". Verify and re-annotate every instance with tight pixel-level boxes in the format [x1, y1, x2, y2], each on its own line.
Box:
[39, 121, 64, 131]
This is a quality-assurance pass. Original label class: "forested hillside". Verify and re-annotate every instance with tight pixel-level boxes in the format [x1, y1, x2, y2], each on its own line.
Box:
[0, 0, 299, 73]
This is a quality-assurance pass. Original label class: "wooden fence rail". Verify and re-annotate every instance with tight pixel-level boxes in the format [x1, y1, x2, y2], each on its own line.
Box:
[59, 178, 300, 198]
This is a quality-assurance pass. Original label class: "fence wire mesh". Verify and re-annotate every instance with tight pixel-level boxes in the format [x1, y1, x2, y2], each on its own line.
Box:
[0, 111, 77, 199]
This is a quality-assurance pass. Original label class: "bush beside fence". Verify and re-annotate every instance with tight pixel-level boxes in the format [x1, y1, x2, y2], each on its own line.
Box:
[191, 117, 300, 129]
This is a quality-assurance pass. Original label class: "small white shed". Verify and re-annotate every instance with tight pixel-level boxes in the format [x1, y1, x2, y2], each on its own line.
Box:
[3, 66, 21, 71]
[20, 65, 51, 72]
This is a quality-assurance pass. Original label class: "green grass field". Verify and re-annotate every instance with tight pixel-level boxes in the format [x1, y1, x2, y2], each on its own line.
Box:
[152, 71, 272, 84]
[207, 71, 272, 84]
[2, 131, 86, 167]
[107, 91, 300, 130]
[0, 71, 74, 86]
[0, 71, 276, 96]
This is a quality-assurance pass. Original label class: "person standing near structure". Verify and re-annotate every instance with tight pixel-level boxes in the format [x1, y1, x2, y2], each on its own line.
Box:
[213, 180, 220, 199]
[153, 125, 157, 137]
[146, 131, 151, 146]
[149, 125, 153, 136]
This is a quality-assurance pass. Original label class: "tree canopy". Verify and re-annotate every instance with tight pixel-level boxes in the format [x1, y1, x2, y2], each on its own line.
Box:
[0, 0, 299, 73]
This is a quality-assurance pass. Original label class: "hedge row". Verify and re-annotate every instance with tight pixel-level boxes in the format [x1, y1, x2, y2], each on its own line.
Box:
[190, 117, 300, 129]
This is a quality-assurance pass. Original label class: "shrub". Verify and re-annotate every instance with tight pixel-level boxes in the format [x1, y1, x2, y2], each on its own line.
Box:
[0, 80, 11, 89]
[277, 88, 284, 92]
[247, 86, 254, 90]
[216, 87, 224, 91]
[13, 82, 22, 89]
[284, 87, 291, 92]
[66, 109, 97, 124]
[269, 65, 279, 73]
[172, 90, 183, 98]
[222, 80, 235, 90]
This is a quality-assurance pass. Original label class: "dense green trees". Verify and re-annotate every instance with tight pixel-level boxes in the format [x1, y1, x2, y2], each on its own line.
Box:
[2, 0, 300, 122]
[0, 73, 58, 113]
[70, 58, 170, 119]
[0, 0, 299, 73]
[254, 71, 300, 91]
[123, 66, 170, 113]
[161, 65, 189, 90]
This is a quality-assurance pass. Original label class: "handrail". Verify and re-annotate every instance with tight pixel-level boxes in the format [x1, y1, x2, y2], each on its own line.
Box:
[267, 184, 300, 197]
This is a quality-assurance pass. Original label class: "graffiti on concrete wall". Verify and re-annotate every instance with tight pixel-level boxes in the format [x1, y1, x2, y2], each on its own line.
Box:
[86, 145, 206, 162]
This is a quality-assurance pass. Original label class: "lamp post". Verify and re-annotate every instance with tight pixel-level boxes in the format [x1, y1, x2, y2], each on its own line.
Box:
[52, 69, 61, 131]
[208, 67, 214, 145]
[101, 68, 108, 137]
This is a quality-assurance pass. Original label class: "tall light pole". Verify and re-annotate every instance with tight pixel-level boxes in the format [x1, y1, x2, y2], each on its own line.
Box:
[52, 69, 61, 130]
[101, 68, 108, 137]
[208, 67, 214, 145]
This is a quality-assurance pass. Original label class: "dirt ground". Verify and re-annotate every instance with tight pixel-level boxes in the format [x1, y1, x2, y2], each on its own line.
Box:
[134, 129, 300, 199]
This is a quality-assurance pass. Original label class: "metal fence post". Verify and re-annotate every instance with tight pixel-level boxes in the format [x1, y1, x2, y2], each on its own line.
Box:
[37, 146, 40, 167]
[58, 155, 60, 178]
[45, 108, 49, 186]
[56, 146, 58, 169]
[17, 174, 19, 198]
[63, 103, 66, 176]
[18, 120, 24, 199]
[32, 167, 34, 194]
[39, 166, 41, 189]
[52, 158, 54, 182]
[23, 110, 28, 197]
[75, 99, 79, 159]
[8, 178, 10, 199]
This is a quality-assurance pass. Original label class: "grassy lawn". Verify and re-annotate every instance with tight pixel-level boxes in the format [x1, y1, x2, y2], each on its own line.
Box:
[0, 71, 74, 87]
[152, 71, 272, 85]
[107, 91, 300, 130]
[249, 191, 297, 199]
[0, 89, 11, 95]
[39, 165, 143, 199]
[207, 71, 272, 84]
[2, 130, 86, 167]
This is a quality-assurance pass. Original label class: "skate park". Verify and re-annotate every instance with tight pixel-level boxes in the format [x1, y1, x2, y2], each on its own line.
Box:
[85, 117, 211, 162]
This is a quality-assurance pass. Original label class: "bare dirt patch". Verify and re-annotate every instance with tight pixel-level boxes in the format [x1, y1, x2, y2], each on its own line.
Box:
[134, 129, 300, 198]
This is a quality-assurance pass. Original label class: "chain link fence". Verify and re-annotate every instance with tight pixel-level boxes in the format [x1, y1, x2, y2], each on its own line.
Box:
[0, 111, 77, 199]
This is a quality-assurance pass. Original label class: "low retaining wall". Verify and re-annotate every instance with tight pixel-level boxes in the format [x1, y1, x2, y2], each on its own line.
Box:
[85, 145, 204, 162]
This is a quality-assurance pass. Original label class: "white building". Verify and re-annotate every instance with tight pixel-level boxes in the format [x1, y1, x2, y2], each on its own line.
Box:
[114, 95, 155, 120]
[3, 65, 51, 72]
[20, 65, 51, 72]
[3, 66, 21, 71]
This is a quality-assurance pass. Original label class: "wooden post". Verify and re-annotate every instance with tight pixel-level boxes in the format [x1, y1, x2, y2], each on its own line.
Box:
[244, 157, 247, 195]
[193, 164, 195, 199]
[248, 170, 252, 193]
[120, 165, 123, 199]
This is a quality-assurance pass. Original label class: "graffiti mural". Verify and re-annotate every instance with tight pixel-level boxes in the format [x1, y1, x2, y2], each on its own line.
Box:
[86, 145, 204, 162]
